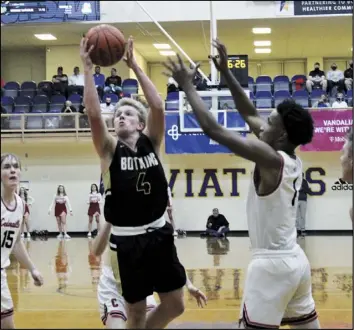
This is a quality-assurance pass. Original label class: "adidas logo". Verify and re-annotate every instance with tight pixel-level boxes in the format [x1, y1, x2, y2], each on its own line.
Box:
[331, 178, 353, 191]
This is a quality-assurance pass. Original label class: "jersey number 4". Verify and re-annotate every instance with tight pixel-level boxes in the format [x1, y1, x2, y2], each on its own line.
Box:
[136, 172, 151, 195]
[1, 230, 15, 249]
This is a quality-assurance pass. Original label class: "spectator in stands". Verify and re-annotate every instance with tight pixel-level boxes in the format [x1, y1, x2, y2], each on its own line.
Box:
[306, 62, 327, 93]
[344, 60, 353, 91]
[93, 65, 105, 99]
[68, 66, 84, 96]
[332, 92, 348, 108]
[52, 66, 68, 96]
[100, 96, 115, 127]
[327, 62, 345, 95]
[202, 208, 230, 238]
[104, 68, 122, 94]
[312, 94, 330, 108]
[61, 100, 76, 113]
[78, 101, 89, 128]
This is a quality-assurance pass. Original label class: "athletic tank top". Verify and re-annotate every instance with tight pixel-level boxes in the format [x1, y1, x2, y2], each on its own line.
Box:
[247, 151, 302, 250]
[103, 133, 168, 227]
[1, 194, 24, 268]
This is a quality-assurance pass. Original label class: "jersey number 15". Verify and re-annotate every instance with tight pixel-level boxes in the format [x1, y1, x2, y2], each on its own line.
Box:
[136, 172, 151, 195]
[1, 230, 15, 249]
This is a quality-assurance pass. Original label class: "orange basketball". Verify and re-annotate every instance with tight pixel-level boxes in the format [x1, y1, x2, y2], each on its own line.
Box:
[86, 24, 126, 67]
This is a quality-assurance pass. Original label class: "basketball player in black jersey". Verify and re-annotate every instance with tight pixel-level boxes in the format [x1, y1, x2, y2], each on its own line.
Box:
[80, 37, 186, 329]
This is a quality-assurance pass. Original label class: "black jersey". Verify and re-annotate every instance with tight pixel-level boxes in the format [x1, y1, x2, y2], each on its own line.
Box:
[103, 134, 168, 227]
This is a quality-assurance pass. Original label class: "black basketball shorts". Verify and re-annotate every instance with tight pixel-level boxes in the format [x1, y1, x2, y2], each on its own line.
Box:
[110, 222, 186, 304]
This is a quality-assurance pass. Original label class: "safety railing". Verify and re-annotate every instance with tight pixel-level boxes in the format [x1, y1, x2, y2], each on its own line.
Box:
[1, 108, 351, 142]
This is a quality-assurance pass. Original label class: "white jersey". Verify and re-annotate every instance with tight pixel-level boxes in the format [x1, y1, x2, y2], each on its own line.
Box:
[247, 151, 302, 250]
[88, 193, 101, 204]
[1, 194, 24, 268]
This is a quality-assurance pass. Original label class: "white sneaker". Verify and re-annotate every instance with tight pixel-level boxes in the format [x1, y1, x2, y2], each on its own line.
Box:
[27, 233, 31, 238]
[57, 233, 63, 239]
[21, 233, 25, 238]
[64, 233, 71, 239]
[87, 232, 92, 238]
[173, 231, 178, 237]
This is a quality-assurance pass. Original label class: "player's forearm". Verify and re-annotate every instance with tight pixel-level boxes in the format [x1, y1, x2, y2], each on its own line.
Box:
[183, 82, 220, 136]
[13, 239, 36, 272]
[92, 222, 112, 256]
[65, 197, 73, 212]
[222, 70, 258, 118]
[83, 70, 102, 119]
[132, 65, 164, 112]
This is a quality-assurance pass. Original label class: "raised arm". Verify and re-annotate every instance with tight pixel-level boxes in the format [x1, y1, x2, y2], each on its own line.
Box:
[124, 37, 165, 150]
[80, 37, 116, 160]
[163, 55, 281, 168]
[212, 39, 264, 138]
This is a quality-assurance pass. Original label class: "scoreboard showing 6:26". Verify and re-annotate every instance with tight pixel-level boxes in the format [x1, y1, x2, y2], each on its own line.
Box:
[219, 54, 249, 88]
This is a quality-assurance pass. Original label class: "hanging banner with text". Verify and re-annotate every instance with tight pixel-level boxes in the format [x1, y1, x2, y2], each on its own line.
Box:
[294, 1, 353, 16]
[300, 110, 352, 152]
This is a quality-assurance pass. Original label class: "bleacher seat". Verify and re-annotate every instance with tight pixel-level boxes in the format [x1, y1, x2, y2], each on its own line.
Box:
[32, 95, 49, 112]
[310, 89, 324, 107]
[1, 96, 14, 113]
[346, 89, 353, 106]
[255, 91, 273, 108]
[45, 109, 61, 129]
[248, 77, 255, 93]
[14, 96, 32, 113]
[3, 81, 20, 99]
[293, 90, 309, 107]
[37, 81, 53, 97]
[274, 90, 291, 107]
[122, 79, 138, 95]
[68, 93, 82, 109]
[273, 75, 290, 92]
[9, 108, 25, 130]
[291, 75, 306, 92]
[27, 110, 44, 130]
[255, 76, 272, 93]
[20, 81, 37, 99]
[50, 95, 66, 112]
[103, 93, 119, 104]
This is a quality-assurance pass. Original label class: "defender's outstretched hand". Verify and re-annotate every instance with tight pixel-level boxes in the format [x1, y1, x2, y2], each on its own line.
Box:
[211, 39, 229, 73]
[162, 54, 200, 87]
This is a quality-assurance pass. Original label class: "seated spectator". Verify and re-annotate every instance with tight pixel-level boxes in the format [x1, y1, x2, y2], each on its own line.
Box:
[306, 62, 327, 93]
[52, 66, 68, 96]
[326, 62, 345, 95]
[78, 102, 89, 128]
[93, 65, 105, 99]
[104, 68, 122, 94]
[313, 94, 330, 108]
[344, 60, 353, 91]
[68, 66, 84, 96]
[167, 77, 178, 94]
[100, 96, 115, 127]
[332, 93, 348, 109]
[61, 100, 76, 113]
[202, 208, 230, 238]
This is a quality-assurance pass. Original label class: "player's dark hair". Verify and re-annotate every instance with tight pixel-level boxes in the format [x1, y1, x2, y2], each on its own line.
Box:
[276, 100, 314, 147]
[91, 183, 99, 193]
[56, 185, 67, 196]
[19, 187, 28, 203]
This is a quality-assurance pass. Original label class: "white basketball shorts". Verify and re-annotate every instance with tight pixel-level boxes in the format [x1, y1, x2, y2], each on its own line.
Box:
[1, 269, 14, 320]
[239, 245, 318, 328]
[98, 266, 157, 325]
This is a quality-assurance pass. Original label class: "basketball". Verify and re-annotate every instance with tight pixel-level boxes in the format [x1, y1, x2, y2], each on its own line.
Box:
[86, 24, 126, 67]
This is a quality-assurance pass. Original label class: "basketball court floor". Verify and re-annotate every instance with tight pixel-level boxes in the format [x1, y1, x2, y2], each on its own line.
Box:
[7, 236, 352, 329]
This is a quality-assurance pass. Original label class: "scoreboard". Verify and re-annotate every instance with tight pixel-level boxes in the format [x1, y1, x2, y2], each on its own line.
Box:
[1, 1, 100, 24]
[219, 54, 249, 88]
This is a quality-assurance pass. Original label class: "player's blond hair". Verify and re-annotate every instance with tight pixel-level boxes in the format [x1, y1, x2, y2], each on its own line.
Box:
[1, 153, 21, 169]
[114, 97, 148, 126]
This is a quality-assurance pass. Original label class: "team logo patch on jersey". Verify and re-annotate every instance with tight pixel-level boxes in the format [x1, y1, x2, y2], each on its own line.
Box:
[331, 179, 353, 191]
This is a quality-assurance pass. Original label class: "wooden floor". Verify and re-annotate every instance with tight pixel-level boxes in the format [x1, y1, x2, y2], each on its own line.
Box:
[7, 236, 352, 329]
